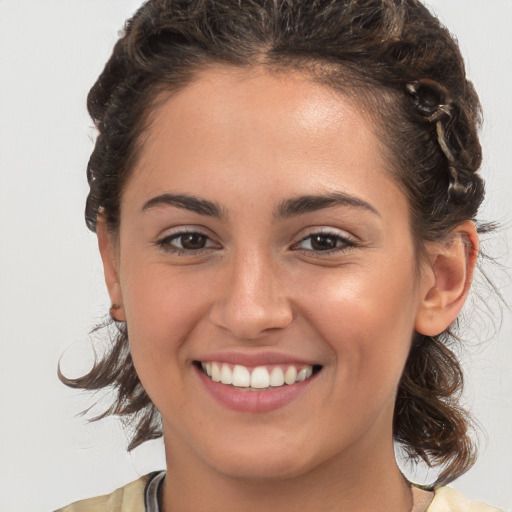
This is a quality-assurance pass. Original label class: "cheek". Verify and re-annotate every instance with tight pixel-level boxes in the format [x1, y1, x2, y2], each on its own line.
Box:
[122, 260, 210, 327]
[300, 260, 418, 381]
[118, 266, 213, 417]
[118, 263, 209, 379]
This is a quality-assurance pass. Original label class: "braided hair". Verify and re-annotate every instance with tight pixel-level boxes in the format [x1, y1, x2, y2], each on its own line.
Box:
[61, 0, 486, 484]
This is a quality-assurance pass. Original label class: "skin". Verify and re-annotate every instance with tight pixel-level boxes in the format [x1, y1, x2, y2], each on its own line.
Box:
[98, 67, 478, 512]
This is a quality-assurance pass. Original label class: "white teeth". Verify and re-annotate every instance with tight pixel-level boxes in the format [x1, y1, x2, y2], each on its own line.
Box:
[296, 367, 312, 382]
[232, 365, 251, 387]
[269, 367, 285, 387]
[211, 362, 221, 382]
[203, 362, 212, 377]
[201, 362, 316, 389]
[251, 366, 270, 389]
[284, 366, 298, 385]
[220, 364, 233, 385]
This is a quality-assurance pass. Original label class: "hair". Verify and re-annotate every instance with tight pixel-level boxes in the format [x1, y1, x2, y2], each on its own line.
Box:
[60, 0, 487, 485]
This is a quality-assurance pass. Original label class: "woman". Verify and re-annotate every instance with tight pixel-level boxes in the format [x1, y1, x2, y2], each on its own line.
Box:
[56, 0, 504, 510]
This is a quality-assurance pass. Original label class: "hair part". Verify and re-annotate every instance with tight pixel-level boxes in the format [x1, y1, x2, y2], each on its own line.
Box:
[62, 0, 487, 485]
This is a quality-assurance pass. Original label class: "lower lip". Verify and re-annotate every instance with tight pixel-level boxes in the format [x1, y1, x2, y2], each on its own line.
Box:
[195, 366, 317, 413]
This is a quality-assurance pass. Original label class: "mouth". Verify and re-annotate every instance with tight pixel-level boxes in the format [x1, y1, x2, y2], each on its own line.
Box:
[196, 361, 322, 390]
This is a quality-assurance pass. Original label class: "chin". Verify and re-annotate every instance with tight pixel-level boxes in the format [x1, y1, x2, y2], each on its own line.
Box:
[193, 431, 323, 482]
[210, 452, 313, 482]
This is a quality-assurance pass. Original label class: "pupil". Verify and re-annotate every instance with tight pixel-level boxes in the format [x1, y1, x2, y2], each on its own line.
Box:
[311, 235, 336, 251]
[181, 233, 206, 250]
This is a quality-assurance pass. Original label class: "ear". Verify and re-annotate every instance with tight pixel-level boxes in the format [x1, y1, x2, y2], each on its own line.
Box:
[415, 221, 478, 336]
[97, 217, 126, 322]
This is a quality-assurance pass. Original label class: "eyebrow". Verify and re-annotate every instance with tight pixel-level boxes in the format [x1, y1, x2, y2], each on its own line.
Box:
[141, 191, 378, 219]
[275, 192, 380, 219]
[142, 193, 224, 218]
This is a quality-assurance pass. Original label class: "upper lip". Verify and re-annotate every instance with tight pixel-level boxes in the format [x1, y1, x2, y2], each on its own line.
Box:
[194, 350, 320, 368]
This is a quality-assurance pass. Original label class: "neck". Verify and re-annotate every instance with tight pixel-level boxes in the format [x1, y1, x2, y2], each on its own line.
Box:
[161, 424, 413, 512]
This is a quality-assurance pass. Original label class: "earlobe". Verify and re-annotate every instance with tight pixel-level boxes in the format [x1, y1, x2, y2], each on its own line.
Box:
[415, 221, 478, 336]
[97, 218, 126, 322]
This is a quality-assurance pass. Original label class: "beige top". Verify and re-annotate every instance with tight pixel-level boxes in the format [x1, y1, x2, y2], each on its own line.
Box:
[54, 474, 154, 512]
[54, 472, 504, 512]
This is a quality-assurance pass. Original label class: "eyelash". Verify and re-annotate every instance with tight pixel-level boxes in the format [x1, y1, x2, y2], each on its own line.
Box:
[155, 229, 219, 255]
[291, 230, 356, 256]
[155, 228, 356, 257]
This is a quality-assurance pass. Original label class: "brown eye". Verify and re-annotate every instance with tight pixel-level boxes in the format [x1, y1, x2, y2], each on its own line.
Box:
[294, 231, 355, 254]
[310, 234, 339, 251]
[179, 233, 208, 250]
[157, 230, 218, 254]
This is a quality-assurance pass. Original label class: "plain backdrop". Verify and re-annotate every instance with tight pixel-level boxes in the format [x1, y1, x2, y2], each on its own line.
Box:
[0, 1, 511, 511]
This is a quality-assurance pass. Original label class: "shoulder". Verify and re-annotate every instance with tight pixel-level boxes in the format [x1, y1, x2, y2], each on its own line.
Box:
[428, 486, 504, 512]
[54, 473, 155, 512]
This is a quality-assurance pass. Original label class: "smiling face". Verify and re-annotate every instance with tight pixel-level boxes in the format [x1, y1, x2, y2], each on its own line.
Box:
[99, 67, 440, 481]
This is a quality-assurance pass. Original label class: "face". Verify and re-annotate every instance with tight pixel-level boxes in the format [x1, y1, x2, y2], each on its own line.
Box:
[101, 67, 438, 481]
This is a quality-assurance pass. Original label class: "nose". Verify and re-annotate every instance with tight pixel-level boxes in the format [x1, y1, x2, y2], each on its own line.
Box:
[209, 250, 293, 340]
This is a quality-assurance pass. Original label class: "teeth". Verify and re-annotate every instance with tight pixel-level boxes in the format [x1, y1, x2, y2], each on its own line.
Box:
[284, 366, 298, 385]
[200, 362, 316, 389]
[251, 367, 270, 389]
[269, 367, 285, 387]
[232, 365, 251, 387]
[211, 362, 221, 382]
[220, 364, 233, 385]
[296, 367, 312, 382]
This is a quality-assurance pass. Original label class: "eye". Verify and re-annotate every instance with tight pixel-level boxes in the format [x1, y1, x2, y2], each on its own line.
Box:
[293, 230, 355, 253]
[156, 230, 219, 254]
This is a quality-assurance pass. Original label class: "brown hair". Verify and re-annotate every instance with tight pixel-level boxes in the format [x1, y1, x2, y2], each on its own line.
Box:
[61, 0, 487, 484]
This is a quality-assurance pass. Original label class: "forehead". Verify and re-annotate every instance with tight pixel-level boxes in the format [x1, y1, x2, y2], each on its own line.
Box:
[148, 66, 377, 145]
[125, 66, 407, 223]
